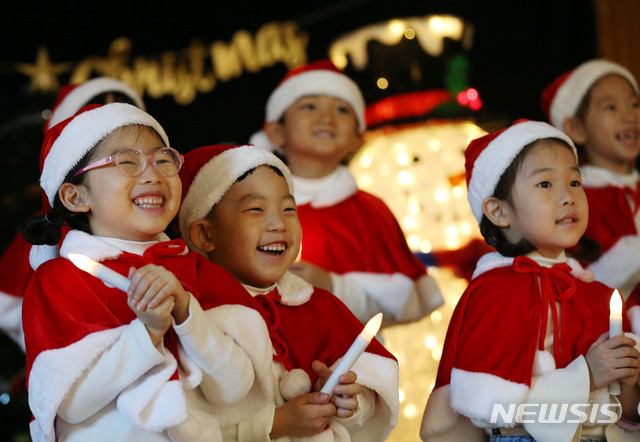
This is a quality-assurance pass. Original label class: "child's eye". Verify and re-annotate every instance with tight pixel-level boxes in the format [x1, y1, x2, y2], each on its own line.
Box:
[301, 102, 316, 111]
[536, 181, 551, 188]
[336, 105, 351, 114]
[284, 207, 297, 213]
[245, 207, 263, 213]
[570, 180, 582, 187]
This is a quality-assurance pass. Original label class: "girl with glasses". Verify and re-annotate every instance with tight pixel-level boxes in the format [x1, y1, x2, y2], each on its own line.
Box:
[21, 103, 270, 441]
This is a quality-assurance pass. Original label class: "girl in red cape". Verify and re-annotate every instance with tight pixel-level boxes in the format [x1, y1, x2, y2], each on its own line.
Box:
[176, 144, 399, 441]
[21, 103, 270, 441]
[420, 120, 640, 442]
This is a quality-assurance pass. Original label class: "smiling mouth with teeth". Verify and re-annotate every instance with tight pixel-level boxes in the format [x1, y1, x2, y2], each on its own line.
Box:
[133, 196, 165, 208]
[257, 243, 287, 255]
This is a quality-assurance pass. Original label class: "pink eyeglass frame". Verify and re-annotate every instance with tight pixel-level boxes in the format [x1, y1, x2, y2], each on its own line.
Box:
[73, 147, 184, 177]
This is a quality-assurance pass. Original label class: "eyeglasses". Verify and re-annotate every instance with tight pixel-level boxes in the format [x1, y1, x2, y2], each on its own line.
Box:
[73, 147, 184, 177]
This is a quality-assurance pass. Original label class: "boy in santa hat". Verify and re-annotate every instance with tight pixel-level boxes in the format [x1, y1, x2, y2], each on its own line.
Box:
[176, 144, 399, 441]
[420, 119, 640, 442]
[249, 60, 443, 327]
[22, 103, 271, 441]
[541, 59, 640, 298]
[0, 76, 145, 351]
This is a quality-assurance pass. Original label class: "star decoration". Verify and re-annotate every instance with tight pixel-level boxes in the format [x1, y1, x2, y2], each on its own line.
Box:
[16, 47, 71, 93]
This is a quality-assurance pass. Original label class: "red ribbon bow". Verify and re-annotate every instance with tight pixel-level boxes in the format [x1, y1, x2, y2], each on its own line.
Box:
[254, 289, 293, 370]
[513, 256, 576, 366]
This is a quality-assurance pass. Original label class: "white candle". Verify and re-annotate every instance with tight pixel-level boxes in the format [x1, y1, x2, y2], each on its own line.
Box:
[67, 253, 131, 292]
[609, 289, 623, 395]
[320, 312, 383, 396]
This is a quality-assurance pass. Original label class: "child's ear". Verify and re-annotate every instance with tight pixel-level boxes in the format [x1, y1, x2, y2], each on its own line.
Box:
[562, 117, 587, 145]
[189, 219, 216, 252]
[264, 122, 286, 147]
[58, 183, 90, 213]
[482, 197, 511, 228]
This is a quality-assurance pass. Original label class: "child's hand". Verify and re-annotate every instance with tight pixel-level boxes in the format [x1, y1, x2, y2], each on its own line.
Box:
[128, 293, 175, 346]
[270, 392, 336, 438]
[312, 360, 362, 418]
[585, 332, 640, 390]
[127, 264, 190, 324]
[289, 260, 332, 291]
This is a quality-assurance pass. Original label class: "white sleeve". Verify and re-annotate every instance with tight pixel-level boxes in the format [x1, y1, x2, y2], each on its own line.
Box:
[173, 294, 254, 406]
[330, 272, 443, 325]
[230, 403, 276, 442]
[57, 319, 166, 423]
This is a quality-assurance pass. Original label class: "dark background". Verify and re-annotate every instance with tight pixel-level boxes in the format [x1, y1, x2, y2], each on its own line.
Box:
[0, 0, 596, 438]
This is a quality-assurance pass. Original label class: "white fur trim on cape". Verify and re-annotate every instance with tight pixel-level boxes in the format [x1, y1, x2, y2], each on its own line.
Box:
[472, 252, 594, 283]
[29, 244, 59, 271]
[450, 367, 529, 427]
[279, 368, 312, 400]
[581, 165, 640, 189]
[266, 70, 366, 132]
[46, 77, 145, 130]
[202, 304, 274, 428]
[587, 235, 640, 291]
[276, 271, 315, 306]
[0, 290, 25, 350]
[467, 121, 576, 223]
[41, 103, 169, 207]
[179, 145, 294, 254]
[292, 165, 358, 208]
[549, 59, 638, 130]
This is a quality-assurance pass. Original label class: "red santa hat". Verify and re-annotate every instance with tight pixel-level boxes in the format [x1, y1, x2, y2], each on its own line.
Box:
[178, 144, 294, 254]
[249, 60, 366, 151]
[540, 59, 638, 129]
[465, 119, 576, 223]
[45, 77, 145, 132]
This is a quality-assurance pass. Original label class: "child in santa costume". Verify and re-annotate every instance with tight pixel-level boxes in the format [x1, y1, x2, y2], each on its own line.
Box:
[249, 59, 443, 326]
[420, 119, 640, 442]
[0, 76, 146, 350]
[176, 144, 399, 441]
[541, 59, 640, 297]
[21, 103, 271, 441]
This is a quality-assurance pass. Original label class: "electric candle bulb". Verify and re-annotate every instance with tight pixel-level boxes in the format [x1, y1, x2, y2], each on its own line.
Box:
[609, 289, 623, 395]
[320, 313, 383, 396]
[68, 253, 131, 292]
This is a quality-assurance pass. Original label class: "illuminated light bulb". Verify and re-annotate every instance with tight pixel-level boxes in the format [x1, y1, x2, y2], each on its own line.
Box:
[408, 201, 420, 214]
[445, 226, 459, 238]
[359, 174, 372, 188]
[430, 311, 442, 323]
[396, 151, 410, 165]
[431, 346, 443, 361]
[398, 170, 413, 185]
[452, 186, 464, 198]
[424, 336, 437, 349]
[408, 234, 421, 249]
[331, 53, 348, 69]
[377, 77, 389, 90]
[460, 222, 472, 235]
[434, 188, 449, 202]
[403, 215, 416, 230]
[428, 382, 435, 392]
[429, 139, 441, 151]
[420, 240, 432, 253]
[466, 88, 479, 101]
[403, 403, 418, 418]
[404, 28, 416, 39]
[389, 19, 405, 36]
[445, 237, 461, 250]
[360, 154, 372, 168]
[399, 389, 406, 402]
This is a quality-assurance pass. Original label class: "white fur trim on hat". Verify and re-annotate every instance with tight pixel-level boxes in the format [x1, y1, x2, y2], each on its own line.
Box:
[467, 121, 576, 223]
[41, 103, 169, 207]
[179, 145, 294, 254]
[47, 77, 145, 130]
[248, 129, 284, 154]
[549, 59, 638, 129]
[266, 70, 366, 132]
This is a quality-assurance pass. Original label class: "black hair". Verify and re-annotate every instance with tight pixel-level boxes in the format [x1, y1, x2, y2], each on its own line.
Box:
[206, 164, 285, 219]
[478, 137, 600, 261]
[85, 91, 138, 107]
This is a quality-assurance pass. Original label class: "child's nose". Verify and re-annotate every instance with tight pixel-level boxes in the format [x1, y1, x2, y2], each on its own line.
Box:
[266, 211, 286, 231]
